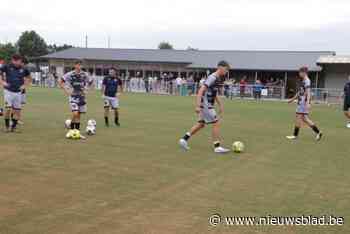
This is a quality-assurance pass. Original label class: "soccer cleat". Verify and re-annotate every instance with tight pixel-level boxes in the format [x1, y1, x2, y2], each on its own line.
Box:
[115, 122, 120, 127]
[179, 139, 190, 151]
[214, 147, 230, 154]
[80, 134, 87, 140]
[315, 132, 323, 141]
[286, 135, 297, 140]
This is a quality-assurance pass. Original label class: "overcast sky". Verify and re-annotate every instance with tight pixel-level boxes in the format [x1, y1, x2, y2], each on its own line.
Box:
[1, 0, 350, 53]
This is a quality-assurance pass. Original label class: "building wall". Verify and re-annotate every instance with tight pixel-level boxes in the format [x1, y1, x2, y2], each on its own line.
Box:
[323, 64, 350, 89]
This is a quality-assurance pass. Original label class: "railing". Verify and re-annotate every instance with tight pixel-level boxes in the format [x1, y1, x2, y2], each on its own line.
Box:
[31, 74, 345, 104]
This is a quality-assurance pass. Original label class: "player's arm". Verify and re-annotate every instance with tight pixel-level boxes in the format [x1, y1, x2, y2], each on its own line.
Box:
[59, 75, 72, 96]
[0, 66, 9, 88]
[306, 87, 312, 107]
[195, 85, 207, 113]
[288, 94, 298, 103]
[101, 78, 106, 96]
[21, 74, 32, 90]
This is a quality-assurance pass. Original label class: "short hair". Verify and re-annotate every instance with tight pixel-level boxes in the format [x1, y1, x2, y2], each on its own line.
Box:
[74, 60, 83, 65]
[299, 66, 308, 73]
[218, 60, 230, 68]
[12, 54, 23, 61]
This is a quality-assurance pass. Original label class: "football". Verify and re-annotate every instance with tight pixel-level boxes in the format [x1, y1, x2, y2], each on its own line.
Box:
[347, 123, 350, 129]
[65, 119, 72, 129]
[87, 119, 97, 127]
[71, 129, 81, 140]
[86, 125, 96, 136]
[232, 141, 245, 153]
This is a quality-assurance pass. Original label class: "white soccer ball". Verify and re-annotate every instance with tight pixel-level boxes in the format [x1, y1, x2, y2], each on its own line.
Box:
[86, 125, 96, 135]
[232, 141, 245, 153]
[65, 119, 72, 129]
[87, 119, 97, 127]
[347, 123, 350, 129]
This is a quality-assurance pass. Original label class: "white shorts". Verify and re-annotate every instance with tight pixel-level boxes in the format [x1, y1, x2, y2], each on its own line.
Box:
[4, 89, 22, 110]
[198, 108, 218, 124]
[296, 102, 309, 115]
[69, 95, 87, 113]
[104, 96, 119, 109]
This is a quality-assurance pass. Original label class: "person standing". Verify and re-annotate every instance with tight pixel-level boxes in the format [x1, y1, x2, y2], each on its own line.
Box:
[239, 77, 247, 99]
[253, 79, 263, 101]
[179, 61, 231, 153]
[59, 60, 93, 139]
[286, 67, 323, 141]
[0, 54, 32, 132]
[102, 67, 122, 127]
[343, 75, 350, 128]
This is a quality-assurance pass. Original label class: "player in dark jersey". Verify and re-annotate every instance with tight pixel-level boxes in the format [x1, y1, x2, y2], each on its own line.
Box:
[59, 60, 93, 139]
[343, 75, 350, 128]
[179, 61, 231, 153]
[101, 67, 122, 127]
[0, 54, 32, 132]
[286, 67, 323, 141]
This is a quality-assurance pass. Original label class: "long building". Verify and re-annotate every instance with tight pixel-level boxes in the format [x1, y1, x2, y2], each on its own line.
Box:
[42, 48, 337, 95]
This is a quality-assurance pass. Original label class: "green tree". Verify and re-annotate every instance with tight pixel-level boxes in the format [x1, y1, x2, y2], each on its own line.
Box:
[17, 30, 48, 59]
[48, 44, 73, 53]
[158, 41, 174, 50]
[0, 43, 17, 62]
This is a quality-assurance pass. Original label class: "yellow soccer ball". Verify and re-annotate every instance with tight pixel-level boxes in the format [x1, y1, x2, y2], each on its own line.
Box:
[232, 141, 245, 153]
[71, 130, 81, 140]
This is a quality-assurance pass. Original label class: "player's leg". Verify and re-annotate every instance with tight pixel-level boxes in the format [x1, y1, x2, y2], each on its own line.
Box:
[211, 120, 230, 153]
[111, 97, 120, 126]
[104, 98, 110, 126]
[11, 109, 21, 132]
[70, 111, 80, 130]
[287, 114, 303, 140]
[343, 102, 350, 127]
[302, 115, 323, 141]
[179, 122, 205, 150]
[3, 90, 12, 131]
[114, 108, 120, 126]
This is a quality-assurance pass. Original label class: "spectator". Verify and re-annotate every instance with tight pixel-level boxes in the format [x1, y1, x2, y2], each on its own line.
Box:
[253, 79, 264, 101]
[175, 76, 183, 95]
[239, 77, 247, 99]
[187, 76, 195, 95]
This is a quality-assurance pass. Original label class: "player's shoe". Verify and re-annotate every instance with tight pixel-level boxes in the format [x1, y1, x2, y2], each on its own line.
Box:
[346, 123, 350, 129]
[18, 120, 24, 125]
[214, 147, 230, 154]
[115, 122, 120, 127]
[286, 135, 297, 140]
[315, 132, 323, 141]
[80, 134, 87, 140]
[10, 127, 21, 133]
[179, 139, 190, 151]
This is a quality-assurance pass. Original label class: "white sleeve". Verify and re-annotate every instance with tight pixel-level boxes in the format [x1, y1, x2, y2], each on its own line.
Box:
[204, 75, 216, 88]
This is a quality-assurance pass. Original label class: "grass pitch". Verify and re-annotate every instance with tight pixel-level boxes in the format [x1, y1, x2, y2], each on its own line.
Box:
[0, 87, 349, 234]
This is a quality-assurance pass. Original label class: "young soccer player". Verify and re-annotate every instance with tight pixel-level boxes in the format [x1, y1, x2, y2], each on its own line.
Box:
[179, 61, 231, 153]
[343, 75, 350, 128]
[59, 60, 93, 139]
[286, 67, 323, 141]
[0, 54, 32, 132]
[102, 67, 122, 127]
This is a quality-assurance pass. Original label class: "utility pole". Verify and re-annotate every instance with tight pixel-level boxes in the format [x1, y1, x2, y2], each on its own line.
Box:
[85, 35, 88, 48]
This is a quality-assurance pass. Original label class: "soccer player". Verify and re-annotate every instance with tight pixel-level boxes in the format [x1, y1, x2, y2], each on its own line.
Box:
[101, 67, 122, 127]
[343, 75, 350, 128]
[0, 54, 32, 132]
[286, 67, 323, 141]
[179, 61, 231, 153]
[59, 60, 93, 139]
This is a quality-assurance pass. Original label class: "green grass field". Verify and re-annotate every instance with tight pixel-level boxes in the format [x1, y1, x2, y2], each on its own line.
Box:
[0, 87, 349, 234]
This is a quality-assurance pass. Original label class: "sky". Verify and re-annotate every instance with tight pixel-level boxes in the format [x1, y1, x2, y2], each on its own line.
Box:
[1, 0, 350, 54]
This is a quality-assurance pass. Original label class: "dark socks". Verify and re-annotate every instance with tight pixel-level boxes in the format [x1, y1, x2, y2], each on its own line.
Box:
[12, 119, 18, 129]
[70, 122, 80, 130]
[214, 141, 221, 148]
[115, 112, 119, 125]
[294, 126, 300, 137]
[311, 125, 320, 134]
[105, 117, 109, 126]
[5, 118, 10, 128]
[183, 132, 191, 141]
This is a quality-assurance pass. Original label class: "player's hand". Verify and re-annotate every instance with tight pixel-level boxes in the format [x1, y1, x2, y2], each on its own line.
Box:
[20, 85, 25, 91]
[288, 99, 294, 104]
[2, 82, 9, 88]
[195, 107, 201, 114]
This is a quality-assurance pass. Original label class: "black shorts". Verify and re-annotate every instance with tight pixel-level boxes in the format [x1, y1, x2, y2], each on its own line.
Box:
[344, 100, 350, 111]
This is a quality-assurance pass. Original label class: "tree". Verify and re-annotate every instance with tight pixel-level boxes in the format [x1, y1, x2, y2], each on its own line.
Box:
[158, 41, 174, 50]
[48, 44, 74, 53]
[17, 30, 48, 59]
[0, 43, 17, 62]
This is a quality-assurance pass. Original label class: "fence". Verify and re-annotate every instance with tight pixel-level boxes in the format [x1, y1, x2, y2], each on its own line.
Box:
[31, 74, 345, 104]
